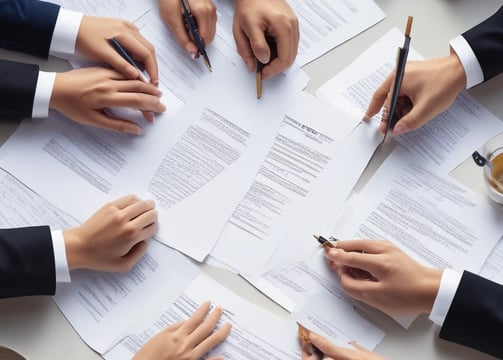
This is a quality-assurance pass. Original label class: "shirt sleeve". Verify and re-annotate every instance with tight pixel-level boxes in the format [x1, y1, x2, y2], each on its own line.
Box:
[449, 35, 484, 89]
[49, 8, 83, 57]
[32, 71, 56, 118]
[51, 229, 71, 283]
[429, 268, 462, 326]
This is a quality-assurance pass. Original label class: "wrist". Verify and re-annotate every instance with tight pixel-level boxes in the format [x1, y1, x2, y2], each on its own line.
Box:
[448, 48, 468, 90]
[418, 267, 443, 313]
[63, 228, 86, 270]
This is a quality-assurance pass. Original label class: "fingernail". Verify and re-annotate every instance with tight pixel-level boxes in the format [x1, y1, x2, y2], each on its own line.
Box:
[156, 103, 167, 112]
[393, 123, 408, 136]
[125, 127, 141, 135]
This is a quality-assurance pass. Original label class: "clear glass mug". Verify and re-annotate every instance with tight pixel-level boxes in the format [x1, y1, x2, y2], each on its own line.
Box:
[480, 132, 503, 205]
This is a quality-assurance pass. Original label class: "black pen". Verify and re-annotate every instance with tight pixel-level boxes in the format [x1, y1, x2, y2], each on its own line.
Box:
[181, 0, 212, 72]
[313, 234, 337, 249]
[107, 37, 150, 82]
[383, 16, 413, 142]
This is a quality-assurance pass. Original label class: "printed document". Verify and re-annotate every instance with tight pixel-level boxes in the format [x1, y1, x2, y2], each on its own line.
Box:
[210, 92, 362, 275]
[317, 28, 503, 172]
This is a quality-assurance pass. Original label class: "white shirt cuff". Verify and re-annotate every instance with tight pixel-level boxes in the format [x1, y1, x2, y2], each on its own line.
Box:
[49, 8, 83, 57]
[429, 268, 462, 326]
[32, 71, 56, 118]
[51, 229, 71, 283]
[449, 35, 484, 89]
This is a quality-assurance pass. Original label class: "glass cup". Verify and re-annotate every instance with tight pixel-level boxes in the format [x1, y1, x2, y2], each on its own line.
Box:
[481, 132, 503, 205]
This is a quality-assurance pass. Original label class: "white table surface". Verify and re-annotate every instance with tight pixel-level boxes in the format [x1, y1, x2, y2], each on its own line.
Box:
[1, 0, 503, 359]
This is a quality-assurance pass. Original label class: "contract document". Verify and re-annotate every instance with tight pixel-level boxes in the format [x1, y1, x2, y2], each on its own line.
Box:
[317, 28, 503, 173]
[103, 273, 384, 359]
[211, 92, 362, 276]
[0, 58, 308, 262]
[332, 147, 503, 273]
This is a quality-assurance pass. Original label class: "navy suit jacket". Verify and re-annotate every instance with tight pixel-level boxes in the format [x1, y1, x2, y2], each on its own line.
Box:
[0, 0, 60, 119]
[0, 226, 56, 298]
[440, 271, 503, 358]
[463, 5, 503, 82]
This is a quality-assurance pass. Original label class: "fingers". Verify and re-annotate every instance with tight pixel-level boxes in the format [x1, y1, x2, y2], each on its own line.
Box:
[160, 0, 217, 55]
[160, 1, 197, 54]
[122, 198, 156, 221]
[89, 110, 142, 135]
[193, 322, 232, 359]
[181, 300, 213, 334]
[334, 239, 392, 254]
[233, 27, 256, 71]
[116, 241, 148, 272]
[111, 194, 141, 209]
[261, 25, 299, 79]
[365, 73, 394, 120]
[112, 32, 159, 85]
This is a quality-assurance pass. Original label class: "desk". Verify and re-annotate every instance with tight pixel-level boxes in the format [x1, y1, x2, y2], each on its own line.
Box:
[0, 0, 502, 359]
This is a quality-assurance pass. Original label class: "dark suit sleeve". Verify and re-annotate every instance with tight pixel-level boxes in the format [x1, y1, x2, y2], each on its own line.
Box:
[439, 271, 503, 358]
[462, 5, 503, 82]
[0, 59, 39, 120]
[0, 0, 60, 58]
[0, 226, 56, 298]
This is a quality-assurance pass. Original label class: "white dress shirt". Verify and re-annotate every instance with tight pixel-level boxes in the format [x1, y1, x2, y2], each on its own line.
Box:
[449, 35, 485, 89]
[428, 34, 486, 325]
[32, 8, 83, 119]
[36, 7, 83, 282]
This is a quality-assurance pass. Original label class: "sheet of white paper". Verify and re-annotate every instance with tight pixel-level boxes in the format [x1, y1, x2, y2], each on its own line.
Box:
[0, 168, 77, 229]
[54, 240, 201, 354]
[239, 121, 382, 312]
[53, 0, 149, 21]
[212, 0, 385, 66]
[211, 92, 361, 275]
[316, 28, 503, 172]
[0, 54, 308, 261]
[332, 147, 503, 273]
[292, 287, 385, 350]
[104, 273, 301, 359]
[480, 236, 503, 284]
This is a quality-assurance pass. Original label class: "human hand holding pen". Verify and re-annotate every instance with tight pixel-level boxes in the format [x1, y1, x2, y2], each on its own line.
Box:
[365, 49, 467, 136]
[325, 240, 442, 315]
[76, 16, 159, 85]
[51, 67, 166, 135]
[158, 0, 216, 58]
[233, 0, 299, 79]
[300, 328, 385, 360]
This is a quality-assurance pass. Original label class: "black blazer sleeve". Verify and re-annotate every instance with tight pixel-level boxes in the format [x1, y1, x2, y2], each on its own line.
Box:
[0, 226, 56, 298]
[0, 58, 40, 120]
[439, 271, 503, 358]
[0, 0, 60, 58]
[462, 5, 503, 83]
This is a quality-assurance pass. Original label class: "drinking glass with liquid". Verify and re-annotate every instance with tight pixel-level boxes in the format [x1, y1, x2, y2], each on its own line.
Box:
[482, 132, 503, 205]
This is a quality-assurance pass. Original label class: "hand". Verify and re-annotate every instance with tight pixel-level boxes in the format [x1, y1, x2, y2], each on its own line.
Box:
[233, 0, 299, 79]
[50, 67, 166, 135]
[158, 0, 217, 56]
[76, 16, 159, 85]
[132, 301, 232, 360]
[300, 330, 385, 360]
[64, 195, 158, 272]
[325, 240, 442, 315]
[365, 50, 467, 136]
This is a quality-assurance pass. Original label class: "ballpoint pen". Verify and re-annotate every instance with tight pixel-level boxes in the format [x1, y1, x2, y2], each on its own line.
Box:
[382, 16, 413, 142]
[107, 37, 150, 82]
[297, 322, 324, 359]
[180, 0, 212, 72]
[313, 234, 337, 249]
[256, 35, 277, 99]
